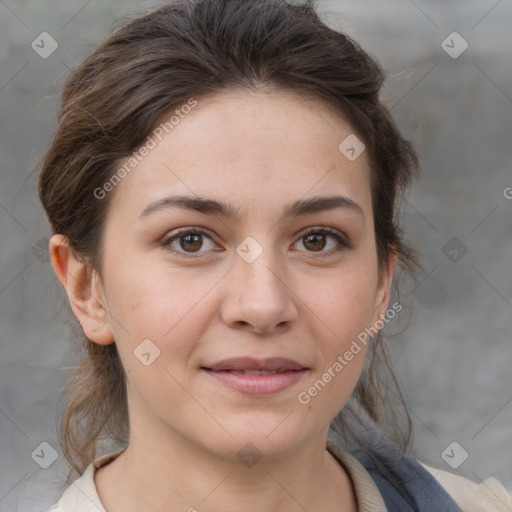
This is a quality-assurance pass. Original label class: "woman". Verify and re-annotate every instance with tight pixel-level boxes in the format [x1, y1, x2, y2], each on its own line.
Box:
[39, 0, 511, 510]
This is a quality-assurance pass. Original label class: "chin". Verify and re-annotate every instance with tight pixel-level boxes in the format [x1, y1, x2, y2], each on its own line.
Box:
[203, 414, 315, 461]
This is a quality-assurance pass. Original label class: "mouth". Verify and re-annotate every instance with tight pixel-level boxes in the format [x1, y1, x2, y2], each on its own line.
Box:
[200, 358, 308, 394]
[203, 356, 307, 372]
[203, 369, 300, 375]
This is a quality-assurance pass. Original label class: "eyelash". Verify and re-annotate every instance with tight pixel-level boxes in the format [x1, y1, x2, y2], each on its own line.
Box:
[160, 226, 351, 259]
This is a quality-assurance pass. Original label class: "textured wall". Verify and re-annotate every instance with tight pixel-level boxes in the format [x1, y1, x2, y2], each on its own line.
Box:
[1, 1, 511, 510]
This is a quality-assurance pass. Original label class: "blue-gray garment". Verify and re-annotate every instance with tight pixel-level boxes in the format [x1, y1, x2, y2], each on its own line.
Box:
[328, 426, 464, 511]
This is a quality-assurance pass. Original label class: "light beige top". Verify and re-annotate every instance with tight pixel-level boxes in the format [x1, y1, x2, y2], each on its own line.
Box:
[48, 442, 512, 512]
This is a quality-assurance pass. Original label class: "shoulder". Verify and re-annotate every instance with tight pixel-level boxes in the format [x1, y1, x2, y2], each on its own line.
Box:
[420, 462, 512, 512]
[45, 449, 125, 512]
[44, 463, 105, 512]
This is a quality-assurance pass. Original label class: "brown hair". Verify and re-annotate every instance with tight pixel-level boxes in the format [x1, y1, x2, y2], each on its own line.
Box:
[38, 0, 421, 477]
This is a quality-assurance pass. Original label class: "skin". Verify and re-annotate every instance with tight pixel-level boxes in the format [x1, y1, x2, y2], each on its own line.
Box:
[50, 88, 396, 512]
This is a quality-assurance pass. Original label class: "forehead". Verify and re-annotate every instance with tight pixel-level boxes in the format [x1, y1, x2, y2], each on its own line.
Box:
[107, 88, 372, 219]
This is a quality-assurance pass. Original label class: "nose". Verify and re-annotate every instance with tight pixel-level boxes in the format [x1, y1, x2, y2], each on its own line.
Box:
[220, 247, 299, 335]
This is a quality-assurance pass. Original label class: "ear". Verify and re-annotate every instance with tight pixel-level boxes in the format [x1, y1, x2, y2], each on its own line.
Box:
[49, 234, 114, 345]
[370, 249, 398, 327]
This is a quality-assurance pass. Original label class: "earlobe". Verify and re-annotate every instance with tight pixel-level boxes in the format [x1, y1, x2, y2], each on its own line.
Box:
[49, 234, 114, 345]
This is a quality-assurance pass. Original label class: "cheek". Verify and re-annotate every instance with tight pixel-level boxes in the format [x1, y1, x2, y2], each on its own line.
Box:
[106, 252, 208, 332]
[108, 268, 207, 410]
[298, 277, 374, 417]
[311, 286, 372, 382]
[307, 262, 379, 346]
[104, 258, 231, 397]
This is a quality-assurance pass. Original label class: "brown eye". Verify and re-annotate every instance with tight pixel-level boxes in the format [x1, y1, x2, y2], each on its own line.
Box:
[179, 233, 203, 252]
[303, 233, 327, 252]
[294, 227, 350, 255]
[161, 228, 217, 258]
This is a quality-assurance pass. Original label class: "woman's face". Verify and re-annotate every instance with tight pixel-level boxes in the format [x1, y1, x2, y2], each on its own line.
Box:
[91, 89, 395, 460]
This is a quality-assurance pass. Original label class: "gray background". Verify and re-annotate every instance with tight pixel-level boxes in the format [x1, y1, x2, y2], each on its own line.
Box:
[1, 0, 511, 510]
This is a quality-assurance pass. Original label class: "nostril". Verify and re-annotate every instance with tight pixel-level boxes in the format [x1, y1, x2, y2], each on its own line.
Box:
[234, 321, 251, 330]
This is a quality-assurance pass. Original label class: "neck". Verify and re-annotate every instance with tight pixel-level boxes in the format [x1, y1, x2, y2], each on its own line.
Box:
[95, 419, 357, 512]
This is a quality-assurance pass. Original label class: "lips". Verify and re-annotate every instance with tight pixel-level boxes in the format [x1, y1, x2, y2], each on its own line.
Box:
[214, 369, 291, 375]
[201, 357, 308, 394]
[203, 357, 307, 373]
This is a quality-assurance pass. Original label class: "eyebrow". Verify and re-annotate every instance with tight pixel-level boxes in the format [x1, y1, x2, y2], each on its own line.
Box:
[139, 194, 365, 224]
